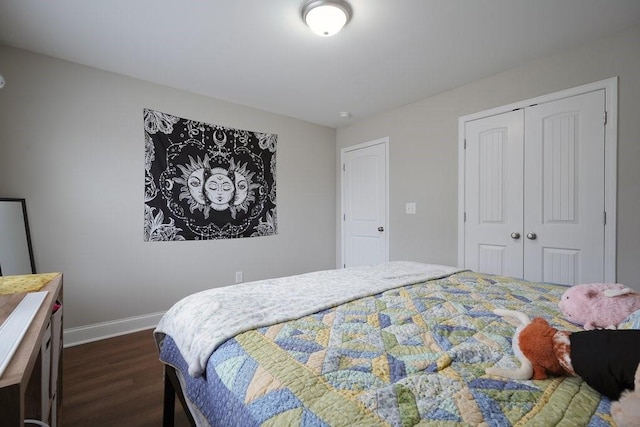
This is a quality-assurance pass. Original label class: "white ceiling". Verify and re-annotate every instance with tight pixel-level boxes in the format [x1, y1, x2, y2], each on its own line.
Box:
[1, 0, 640, 128]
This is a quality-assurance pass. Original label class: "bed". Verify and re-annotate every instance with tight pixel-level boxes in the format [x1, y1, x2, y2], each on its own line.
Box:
[154, 261, 634, 426]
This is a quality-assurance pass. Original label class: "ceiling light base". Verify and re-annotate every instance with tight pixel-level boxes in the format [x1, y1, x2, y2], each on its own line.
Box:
[302, 0, 352, 37]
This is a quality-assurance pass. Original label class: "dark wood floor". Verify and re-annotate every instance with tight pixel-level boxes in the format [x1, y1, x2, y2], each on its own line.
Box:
[63, 329, 192, 426]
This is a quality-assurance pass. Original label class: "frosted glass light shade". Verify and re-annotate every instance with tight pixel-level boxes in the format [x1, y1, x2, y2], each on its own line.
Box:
[302, 1, 352, 37]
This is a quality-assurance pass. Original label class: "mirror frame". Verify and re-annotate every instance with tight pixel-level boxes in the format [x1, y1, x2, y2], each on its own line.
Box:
[0, 198, 36, 276]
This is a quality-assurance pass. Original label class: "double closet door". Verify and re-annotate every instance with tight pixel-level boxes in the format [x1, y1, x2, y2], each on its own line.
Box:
[463, 90, 606, 285]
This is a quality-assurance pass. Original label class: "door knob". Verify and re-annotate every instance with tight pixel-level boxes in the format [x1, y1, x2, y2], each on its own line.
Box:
[510, 232, 520, 239]
[526, 232, 537, 240]
[378, 226, 384, 232]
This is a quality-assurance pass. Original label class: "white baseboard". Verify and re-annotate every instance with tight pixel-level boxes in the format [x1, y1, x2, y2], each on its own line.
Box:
[63, 311, 165, 347]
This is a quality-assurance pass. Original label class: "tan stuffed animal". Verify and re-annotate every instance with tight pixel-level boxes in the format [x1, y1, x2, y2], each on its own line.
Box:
[486, 309, 568, 380]
[612, 363, 640, 427]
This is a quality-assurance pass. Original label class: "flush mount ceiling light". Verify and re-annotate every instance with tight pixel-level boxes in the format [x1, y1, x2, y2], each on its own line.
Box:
[302, 0, 352, 37]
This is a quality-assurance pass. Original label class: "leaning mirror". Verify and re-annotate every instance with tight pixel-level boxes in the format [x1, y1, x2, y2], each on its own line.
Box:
[0, 198, 36, 276]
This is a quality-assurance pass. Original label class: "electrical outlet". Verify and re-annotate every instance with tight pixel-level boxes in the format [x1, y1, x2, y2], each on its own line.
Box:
[235, 271, 243, 283]
[405, 202, 416, 214]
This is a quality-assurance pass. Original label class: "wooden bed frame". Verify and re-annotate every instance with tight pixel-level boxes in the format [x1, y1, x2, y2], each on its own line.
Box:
[163, 364, 196, 427]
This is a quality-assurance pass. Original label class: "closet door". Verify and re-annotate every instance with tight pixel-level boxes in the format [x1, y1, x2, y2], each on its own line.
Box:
[523, 90, 605, 284]
[464, 110, 524, 277]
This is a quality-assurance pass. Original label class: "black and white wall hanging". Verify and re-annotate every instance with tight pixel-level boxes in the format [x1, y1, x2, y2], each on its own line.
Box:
[144, 109, 277, 241]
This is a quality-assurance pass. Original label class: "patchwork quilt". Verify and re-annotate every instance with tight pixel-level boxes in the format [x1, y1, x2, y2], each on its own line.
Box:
[158, 268, 619, 426]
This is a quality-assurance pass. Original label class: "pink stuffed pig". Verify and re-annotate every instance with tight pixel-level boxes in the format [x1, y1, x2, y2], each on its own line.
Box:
[559, 283, 640, 330]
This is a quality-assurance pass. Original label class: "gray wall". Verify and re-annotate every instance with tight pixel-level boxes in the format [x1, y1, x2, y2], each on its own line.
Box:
[337, 24, 640, 290]
[0, 45, 337, 331]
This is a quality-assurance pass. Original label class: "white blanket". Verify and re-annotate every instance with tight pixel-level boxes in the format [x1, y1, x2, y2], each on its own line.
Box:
[155, 261, 464, 377]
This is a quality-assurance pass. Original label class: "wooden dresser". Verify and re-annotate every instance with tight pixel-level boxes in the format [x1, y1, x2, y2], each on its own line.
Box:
[0, 273, 63, 427]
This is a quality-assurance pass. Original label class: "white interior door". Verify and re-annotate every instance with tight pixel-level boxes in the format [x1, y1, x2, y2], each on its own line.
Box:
[464, 110, 524, 277]
[523, 90, 606, 284]
[342, 139, 388, 268]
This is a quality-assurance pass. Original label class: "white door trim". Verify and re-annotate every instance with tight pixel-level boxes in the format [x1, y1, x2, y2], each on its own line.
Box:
[340, 137, 390, 268]
[458, 77, 617, 281]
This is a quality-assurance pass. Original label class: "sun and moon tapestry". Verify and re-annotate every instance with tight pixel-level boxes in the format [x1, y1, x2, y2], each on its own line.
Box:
[143, 108, 277, 241]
